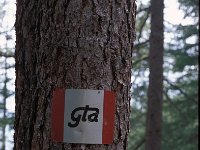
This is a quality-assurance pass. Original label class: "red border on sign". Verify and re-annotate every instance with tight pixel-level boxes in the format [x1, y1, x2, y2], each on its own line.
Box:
[102, 90, 116, 144]
[51, 88, 65, 142]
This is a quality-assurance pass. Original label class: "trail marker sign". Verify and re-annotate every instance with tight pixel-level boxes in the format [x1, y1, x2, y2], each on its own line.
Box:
[51, 89, 116, 144]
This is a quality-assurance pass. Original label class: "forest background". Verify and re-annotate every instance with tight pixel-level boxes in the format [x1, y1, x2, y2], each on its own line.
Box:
[0, 0, 198, 149]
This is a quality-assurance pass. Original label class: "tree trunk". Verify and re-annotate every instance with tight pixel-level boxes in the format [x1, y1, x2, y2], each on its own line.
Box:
[14, 0, 136, 149]
[145, 0, 164, 149]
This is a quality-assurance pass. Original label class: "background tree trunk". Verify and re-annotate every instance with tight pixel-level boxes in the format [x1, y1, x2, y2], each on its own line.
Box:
[145, 0, 164, 149]
[14, 0, 136, 149]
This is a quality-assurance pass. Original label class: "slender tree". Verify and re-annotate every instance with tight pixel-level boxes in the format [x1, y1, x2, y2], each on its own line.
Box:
[145, 0, 164, 149]
[14, 0, 136, 149]
[128, 0, 198, 149]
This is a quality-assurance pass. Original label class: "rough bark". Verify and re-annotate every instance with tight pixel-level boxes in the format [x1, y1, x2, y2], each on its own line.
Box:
[145, 0, 164, 149]
[15, 0, 136, 149]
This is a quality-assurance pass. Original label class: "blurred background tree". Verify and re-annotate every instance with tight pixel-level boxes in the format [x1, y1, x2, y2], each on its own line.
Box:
[128, 0, 198, 150]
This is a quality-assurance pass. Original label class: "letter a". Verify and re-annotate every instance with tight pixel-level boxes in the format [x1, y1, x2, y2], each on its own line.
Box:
[88, 108, 99, 122]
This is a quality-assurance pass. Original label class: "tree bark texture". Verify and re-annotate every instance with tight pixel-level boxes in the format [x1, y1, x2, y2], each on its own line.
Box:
[146, 0, 164, 150]
[15, 0, 136, 149]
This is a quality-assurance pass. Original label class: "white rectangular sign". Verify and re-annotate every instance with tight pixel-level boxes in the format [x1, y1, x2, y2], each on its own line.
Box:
[51, 89, 115, 144]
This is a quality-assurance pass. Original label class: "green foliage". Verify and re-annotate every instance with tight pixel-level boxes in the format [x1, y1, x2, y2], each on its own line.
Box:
[163, 77, 198, 150]
[178, 0, 199, 17]
[128, 107, 146, 150]
[128, 0, 198, 149]
[0, 116, 14, 127]
[169, 23, 198, 72]
[0, 1, 15, 149]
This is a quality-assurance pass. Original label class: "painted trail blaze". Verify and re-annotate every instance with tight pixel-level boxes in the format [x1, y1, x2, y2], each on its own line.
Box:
[51, 89, 115, 144]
